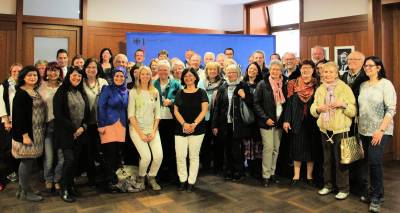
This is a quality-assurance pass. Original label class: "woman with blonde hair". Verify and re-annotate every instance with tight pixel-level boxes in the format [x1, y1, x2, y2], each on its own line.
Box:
[128, 66, 163, 191]
[310, 62, 356, 200]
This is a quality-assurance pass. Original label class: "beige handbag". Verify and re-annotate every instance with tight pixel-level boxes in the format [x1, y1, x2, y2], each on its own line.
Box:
[340, 131, 364, 164]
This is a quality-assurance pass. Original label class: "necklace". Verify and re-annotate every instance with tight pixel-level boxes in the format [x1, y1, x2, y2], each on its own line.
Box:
[86, 79, 99, 95]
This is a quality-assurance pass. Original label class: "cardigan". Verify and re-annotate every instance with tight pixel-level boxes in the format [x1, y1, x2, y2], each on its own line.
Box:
[97, 85, 129, 128]
[310, 79, 356, 134]
[53, 87, 89, 149]
[12, 89, 34, 142]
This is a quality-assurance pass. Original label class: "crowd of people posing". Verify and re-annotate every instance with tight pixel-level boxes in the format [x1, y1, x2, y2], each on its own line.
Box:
[0, 46, 396, 213]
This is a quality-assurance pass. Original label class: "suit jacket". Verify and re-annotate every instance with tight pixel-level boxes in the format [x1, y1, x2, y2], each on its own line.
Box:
[340, 68, 369, 102]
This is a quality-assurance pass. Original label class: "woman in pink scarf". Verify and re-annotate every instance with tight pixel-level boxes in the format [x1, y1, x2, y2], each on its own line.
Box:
[253, 60, 288, 187]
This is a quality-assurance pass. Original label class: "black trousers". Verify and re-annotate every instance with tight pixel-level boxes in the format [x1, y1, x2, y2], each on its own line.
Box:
[61, 142, 82, 190]
[76, 124, 100, 184]
[102, 142, 120, 184]
[220, 123, 243, 175]
[200, 121, 214, 170]
[0, 124, 19, 178]
[158, 119, 177, 180]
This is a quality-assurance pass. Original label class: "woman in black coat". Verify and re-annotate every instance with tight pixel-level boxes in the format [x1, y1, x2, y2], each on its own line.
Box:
[53, 67, 89, 203]
[283, 60, 319, 186]
[253, 60, 288, 187]
[12, 66, 46, 202]
[212, 64, 252, 181]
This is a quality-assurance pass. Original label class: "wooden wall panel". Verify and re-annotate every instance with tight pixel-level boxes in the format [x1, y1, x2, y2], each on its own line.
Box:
[249, 6, 269, 35]
[300, 15, 368, 61]
[0, 16, 16, 82]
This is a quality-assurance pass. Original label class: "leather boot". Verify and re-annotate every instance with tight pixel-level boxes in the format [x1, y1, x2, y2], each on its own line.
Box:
[148, 176, 161, 191]
[137, 176, 146, 191]
[19, 190, 43, 202]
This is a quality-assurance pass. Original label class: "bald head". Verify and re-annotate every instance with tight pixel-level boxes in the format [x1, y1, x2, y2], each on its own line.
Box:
[347, 51, 365, 74]
[312, 46, 325, 63]
[283, 52, 296, 70]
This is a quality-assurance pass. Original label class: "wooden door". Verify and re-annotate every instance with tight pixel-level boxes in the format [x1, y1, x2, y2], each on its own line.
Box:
[22, 24, 80, 65]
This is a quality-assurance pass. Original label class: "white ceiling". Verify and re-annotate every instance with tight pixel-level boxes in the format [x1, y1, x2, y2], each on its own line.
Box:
[185, 0, 257, 5]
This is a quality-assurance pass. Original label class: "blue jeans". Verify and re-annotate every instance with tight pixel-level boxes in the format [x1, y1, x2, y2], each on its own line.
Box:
[360, 134, 390, 202]
[43, 121, 64, 183]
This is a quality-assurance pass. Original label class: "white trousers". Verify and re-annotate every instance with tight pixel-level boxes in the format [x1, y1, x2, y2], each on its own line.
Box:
[175, 134, 204, 184]
[130, 128, 163, 177]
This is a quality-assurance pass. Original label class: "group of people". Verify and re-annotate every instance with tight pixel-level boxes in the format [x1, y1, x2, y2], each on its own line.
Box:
[0, 45, 395, 213]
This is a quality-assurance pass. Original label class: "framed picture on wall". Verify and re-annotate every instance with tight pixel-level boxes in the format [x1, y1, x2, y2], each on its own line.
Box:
[311, 46, 330, 60]
[334, 45, 355, 75]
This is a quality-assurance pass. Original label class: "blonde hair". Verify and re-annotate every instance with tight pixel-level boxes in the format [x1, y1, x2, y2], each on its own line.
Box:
[135, 66, 157, 94]
[35, 60, 48, 67]
[322, 62, 339, 74]
[225, 64, 241, 77]
[113, 54, 128, 66]
[157, 59, 171, 72]
[205, 61, 220, 80]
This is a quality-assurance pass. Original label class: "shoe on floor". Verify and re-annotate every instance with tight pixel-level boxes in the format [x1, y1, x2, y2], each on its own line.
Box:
[369, 201, 381, 213]
[335, 192, 349, 200]
[263, 178, 270, 187]
[7, 172, 18, 183]
[318, 187, 332, 195]
[186, 184, 194, 192]
[269, 175, 280, 184]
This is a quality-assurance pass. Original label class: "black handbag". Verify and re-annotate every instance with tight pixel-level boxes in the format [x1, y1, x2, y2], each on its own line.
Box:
[240, 99, 255, 125]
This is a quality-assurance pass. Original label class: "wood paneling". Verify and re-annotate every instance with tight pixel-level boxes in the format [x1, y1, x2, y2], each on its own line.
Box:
[85, 21, 224, 59]
[22, 24, 80, 65]
[248, 6, 269, 35]
[0, 19, 16, 82]
[299, 15, 368, 61]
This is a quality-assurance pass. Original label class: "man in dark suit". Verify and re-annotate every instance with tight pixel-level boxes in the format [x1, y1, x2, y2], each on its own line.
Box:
[340, 51, 369, 202]
[338, 52, 349, 76]
[311, 45, 328, 64]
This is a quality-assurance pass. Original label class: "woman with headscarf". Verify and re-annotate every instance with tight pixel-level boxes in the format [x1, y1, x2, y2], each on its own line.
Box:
[53, 67, 89, 203]
[97, 66, 129, 192]
[283, 60, 319, 186]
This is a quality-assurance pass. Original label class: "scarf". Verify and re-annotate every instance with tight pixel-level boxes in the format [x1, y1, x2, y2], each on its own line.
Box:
[268, 76, 285, 104]
[112, 67, 127, 96]
[321, 80, 338, 127]
[293, 77, 316, 103]
[205, 79, 222, 91]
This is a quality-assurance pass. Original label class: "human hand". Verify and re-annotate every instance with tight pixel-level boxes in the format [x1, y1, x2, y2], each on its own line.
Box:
[163, 99, 172, 107]
[238, 89, 245, 99]
[283, 122, 291, 133]
[371, 130, 384, 146]
[266, 119, 275, 126]
[212, 128, 218, 136]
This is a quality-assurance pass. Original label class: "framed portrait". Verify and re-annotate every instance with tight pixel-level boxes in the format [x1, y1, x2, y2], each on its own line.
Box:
[334, 46, 355, 75]
[311, 46, 329, 60]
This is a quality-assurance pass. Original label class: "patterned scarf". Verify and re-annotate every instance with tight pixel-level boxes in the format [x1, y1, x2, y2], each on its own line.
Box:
[322, 80, 338, 127]
[268, 75, 285, 104]
[293, 77, 316, 103]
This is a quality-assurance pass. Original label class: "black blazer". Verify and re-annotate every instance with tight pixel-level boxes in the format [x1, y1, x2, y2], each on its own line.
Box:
[212, 81, 253, 138]
[253, 75, 288, 129]
[340, 69, 368, 101]
[53, 87, 90, 149]
[12, 89, 34, 143]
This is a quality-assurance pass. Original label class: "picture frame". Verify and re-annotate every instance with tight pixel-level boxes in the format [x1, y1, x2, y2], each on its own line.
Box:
[334, 45, 355, 75]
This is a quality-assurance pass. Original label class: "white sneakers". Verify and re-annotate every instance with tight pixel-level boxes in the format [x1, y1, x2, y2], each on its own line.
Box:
[318, 188, 348, 200]
[335, 192, 349, 200]
[318, 187, 332, 195]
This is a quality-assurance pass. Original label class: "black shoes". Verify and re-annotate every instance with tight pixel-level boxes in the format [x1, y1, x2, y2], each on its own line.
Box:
[187, 184, 194, 192]
[263, 178, 270, 187]
[290, 179, 300, 187]
[69, 187, 81, 197]
[60, 189, 76, 203]
[178, 182, 186, 191]
[269, 175, 280, 184]
[177, 182, 194, 192]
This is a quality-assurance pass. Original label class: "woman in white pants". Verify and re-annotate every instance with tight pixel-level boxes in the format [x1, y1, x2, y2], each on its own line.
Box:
[128, 66, 163, 191]
[174, 68, 208, 192]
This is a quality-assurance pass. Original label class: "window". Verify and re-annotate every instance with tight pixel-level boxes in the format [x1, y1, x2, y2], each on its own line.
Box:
[23, 0, 80, 19]
[267, 0, 299, 57]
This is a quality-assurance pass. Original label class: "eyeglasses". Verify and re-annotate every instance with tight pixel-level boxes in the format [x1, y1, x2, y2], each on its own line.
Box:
[363, 65, 377, 69]
[347, 58, 362, 61]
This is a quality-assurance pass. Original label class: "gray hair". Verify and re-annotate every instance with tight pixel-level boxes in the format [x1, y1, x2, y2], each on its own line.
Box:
[269, 59, 284, 71]
[157, 59, 171, 71]
[204, 52, 215, 60]
[225, 64, 241, 77]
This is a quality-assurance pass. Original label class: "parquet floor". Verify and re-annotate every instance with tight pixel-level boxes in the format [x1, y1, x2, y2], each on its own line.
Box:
[0, 161, 399, 213]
